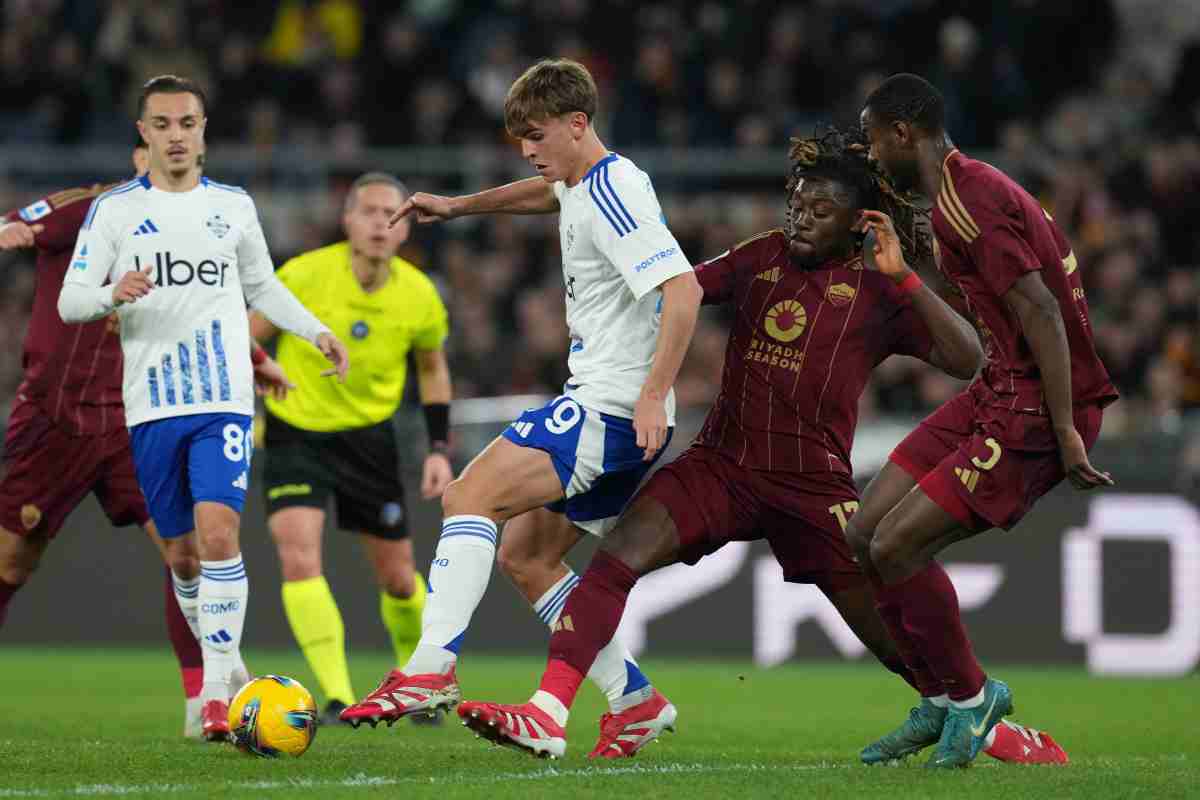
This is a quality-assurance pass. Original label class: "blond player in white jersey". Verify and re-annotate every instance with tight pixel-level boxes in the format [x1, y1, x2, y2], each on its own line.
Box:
[58, 75, 349, 742]
[340, 59, 702, 757]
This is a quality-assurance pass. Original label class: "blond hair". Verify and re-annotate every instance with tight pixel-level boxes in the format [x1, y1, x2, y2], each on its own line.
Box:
[504, 58, 598, 137]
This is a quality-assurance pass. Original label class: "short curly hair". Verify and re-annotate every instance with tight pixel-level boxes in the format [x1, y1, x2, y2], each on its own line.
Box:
[786, 127, 931, 266]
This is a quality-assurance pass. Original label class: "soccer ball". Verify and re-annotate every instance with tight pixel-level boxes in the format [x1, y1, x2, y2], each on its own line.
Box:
[227, 675, 318, 757]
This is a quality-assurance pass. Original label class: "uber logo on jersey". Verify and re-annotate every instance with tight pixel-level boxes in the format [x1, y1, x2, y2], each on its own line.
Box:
[135, 251, 230, 287]
[351, 321, 370, 339]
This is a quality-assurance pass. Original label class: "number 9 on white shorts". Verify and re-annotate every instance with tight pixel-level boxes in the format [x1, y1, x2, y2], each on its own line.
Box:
[501, 395, 672, 536]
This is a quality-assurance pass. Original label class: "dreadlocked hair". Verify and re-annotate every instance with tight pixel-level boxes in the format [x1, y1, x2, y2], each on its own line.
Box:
[786, 127, 931, 266]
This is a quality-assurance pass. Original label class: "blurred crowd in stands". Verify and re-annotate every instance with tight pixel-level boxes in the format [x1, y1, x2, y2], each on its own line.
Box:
[3, 0, 1200, 443]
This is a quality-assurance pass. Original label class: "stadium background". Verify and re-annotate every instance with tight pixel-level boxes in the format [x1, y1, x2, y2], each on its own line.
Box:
[0, 0, 1197, 676]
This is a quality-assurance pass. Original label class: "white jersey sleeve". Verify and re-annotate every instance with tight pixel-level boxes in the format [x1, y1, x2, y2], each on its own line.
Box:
[58, 179, 139, 322]
[235, 198, 329, 344]
[586, 161, 692, 300]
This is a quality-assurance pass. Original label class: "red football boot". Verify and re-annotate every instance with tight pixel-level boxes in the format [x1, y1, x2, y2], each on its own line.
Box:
[201, 699, 230, 742]
[339, 667, 460, 727]
[985, 720, 1069, 764]
[458, 700, 567, 759]
[588, 689, 678, 759]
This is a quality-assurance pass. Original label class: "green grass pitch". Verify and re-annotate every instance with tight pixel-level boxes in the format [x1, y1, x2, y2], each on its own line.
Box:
[0, 647, 1195, 798]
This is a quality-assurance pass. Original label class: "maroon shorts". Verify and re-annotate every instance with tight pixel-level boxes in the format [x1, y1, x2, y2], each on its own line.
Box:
[638, 446, 865, 593]
[890, 383, 1105, 532]
[0, 395, 149, 538]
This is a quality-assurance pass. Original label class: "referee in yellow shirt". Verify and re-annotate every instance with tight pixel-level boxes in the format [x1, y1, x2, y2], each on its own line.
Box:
[250, 172, 453, 725]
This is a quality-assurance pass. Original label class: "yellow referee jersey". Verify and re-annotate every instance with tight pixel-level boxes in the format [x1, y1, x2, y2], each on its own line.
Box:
[266, 242, 448, 432]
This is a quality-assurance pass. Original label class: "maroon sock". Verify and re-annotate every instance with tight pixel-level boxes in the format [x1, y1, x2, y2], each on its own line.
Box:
[875, 600, 944, 697]
[164, 568, 203, 698]
[0, 577, 22, 628]
[879, 562, 986, 701]
[541, 551, 638, 708]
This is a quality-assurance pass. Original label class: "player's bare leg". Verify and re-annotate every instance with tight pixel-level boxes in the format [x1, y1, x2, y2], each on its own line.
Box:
[496, 507, 580, 604]
[342, 437, 563, 727]
[459, 495, 680, 759]
[142, 521, 205, 737]
[868, 488, 1011, 767]
[492, 507, 668, 757]
[191, 501, 250, 742]
[845, 462, 953, 763]
[0, 524, 50, 627]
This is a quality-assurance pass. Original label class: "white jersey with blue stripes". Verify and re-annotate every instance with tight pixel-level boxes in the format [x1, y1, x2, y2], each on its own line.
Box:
[552, 153, 693, 423]
[62, 175, 328, 427]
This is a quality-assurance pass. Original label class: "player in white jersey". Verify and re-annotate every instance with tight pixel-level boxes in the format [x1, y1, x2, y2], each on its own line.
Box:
[340, 59, 702, 757]
[58, 75, 349, 741]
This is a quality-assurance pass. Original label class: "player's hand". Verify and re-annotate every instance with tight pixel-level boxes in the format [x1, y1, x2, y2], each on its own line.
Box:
[315, 332, 350, 382]
[1057, 426, 1114, 490]
[633, 387, 669, 462]
[112, 263, 155, 305]
[389, 192, 456, 227]
[0, 221, 43, 250]
[420, 452, 454, 499]
[858, 210, 910, 280]
[253, 355, 296, 401]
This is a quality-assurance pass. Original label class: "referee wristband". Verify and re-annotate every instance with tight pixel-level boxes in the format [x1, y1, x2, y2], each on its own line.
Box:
[251, 342, 267, 366]
[896, 271, 924, 296]
[423, 403, 450, 454]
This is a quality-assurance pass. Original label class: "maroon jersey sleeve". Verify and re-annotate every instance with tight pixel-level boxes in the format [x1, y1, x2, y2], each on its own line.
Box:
[694, 230, 786, 305]
[942, 170, 1042, 298]
[6, 185, 107, 255]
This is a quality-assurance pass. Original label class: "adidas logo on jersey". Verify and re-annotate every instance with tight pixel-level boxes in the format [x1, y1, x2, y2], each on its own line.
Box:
[954, 467, 980, 492]
[132, 218, 159, 236]
[755, 267, 781, 283]
[511, 421, 534, 438]
[204, 629, 233, 644]
[232, 472, 248, 490]
[551, 615, 575, 633]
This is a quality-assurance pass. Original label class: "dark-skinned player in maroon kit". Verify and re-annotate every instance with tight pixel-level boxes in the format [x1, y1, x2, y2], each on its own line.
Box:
[842, 73, 1119, 768]
[451, 131, 1072, 764]
[0, 140, 290, 737]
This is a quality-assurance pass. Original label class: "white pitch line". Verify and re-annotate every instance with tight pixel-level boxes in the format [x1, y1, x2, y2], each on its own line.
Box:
[0, 762, 861, 798]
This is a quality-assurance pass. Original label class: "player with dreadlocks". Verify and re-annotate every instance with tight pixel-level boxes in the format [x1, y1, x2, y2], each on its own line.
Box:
[454, 130, 1058, 761]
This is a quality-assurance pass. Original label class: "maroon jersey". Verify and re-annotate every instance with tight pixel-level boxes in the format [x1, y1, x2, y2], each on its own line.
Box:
[4, 183, 125, 435]
[931, 150, 1118, 417]
[694, 230, 934, 474]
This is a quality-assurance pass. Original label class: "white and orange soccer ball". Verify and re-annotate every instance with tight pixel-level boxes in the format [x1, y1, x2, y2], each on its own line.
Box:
[228, 675, 318, 757]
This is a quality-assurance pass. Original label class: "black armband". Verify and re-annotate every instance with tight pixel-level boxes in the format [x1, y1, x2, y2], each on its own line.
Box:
[423, 402, 450, 453]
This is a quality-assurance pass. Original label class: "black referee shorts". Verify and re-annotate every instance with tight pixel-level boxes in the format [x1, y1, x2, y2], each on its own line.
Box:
[262, 412, 408, 539]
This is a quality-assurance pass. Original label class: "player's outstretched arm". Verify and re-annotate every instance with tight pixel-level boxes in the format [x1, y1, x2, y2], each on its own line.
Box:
[861, 211, 982, 380]
[388, 177, 558, 228]
[635, 271, 703, 461]
[1005, 272, 1113, 490]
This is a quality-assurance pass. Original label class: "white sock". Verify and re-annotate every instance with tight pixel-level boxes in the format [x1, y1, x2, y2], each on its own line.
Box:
[171, 572, 201, 640]
[403, 515, 497, 675]
[926, 693, 950, 708]
[532, 569, 652, 714]
[531, 689, 570, 728]
[949, 685, 986, 710]
[198, 555, 249, 702]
